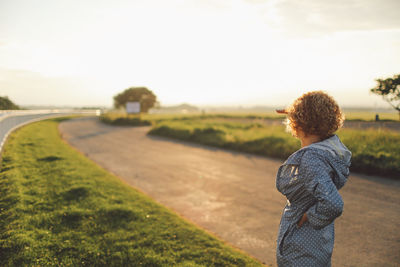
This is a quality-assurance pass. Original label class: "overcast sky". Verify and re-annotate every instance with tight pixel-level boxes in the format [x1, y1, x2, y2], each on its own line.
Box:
[0, 0, 399, 108]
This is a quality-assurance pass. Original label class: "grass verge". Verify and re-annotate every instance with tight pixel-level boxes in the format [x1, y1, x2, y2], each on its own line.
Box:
[148, 120, 299, 160]
[100, 111, 399, 123]
[147, 119, 400, 179]
[0, 118, 263, 266]
[99, 114, 152, 126]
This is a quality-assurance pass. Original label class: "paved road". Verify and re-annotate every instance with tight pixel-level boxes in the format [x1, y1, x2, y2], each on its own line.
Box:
[59, 117, 400, 267]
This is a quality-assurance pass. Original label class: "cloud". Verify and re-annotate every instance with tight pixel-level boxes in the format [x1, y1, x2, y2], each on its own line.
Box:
[260, 0, 400, 37]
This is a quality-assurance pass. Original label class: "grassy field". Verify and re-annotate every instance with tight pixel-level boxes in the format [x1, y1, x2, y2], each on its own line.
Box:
[101, 110, 399, 124]
[343, 111, 398, 121]
[338, 128, 400, 177]
[0, 118, 264, 266]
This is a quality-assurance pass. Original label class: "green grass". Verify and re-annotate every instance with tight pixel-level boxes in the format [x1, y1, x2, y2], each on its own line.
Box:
[343, 111, 398, 121]
[0, 118, 264, 266]
[99, 113, 152, 126]
[148, 120, 299, 160]
[338, 128, 400, 177]
[147, 118, 400, 179]
[100, 112, 288, 126]
[101, 110, 399, 123]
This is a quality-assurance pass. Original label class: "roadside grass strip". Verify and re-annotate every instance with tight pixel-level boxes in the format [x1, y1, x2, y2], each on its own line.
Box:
[148, 120, 400, 179]
[338, 128, 400, 177]
[0, 118, 264, 266]
[101, 111, 399, 124]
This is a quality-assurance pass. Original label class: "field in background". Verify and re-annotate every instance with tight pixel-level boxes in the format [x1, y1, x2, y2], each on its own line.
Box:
[103, 109, 399, 122]
[343, 111, 398, 121]
[0, 118, 263, 266]
[101, 112, 400, 179]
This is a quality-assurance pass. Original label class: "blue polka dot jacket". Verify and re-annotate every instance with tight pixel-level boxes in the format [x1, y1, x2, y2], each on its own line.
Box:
[276, 134, 351, 267]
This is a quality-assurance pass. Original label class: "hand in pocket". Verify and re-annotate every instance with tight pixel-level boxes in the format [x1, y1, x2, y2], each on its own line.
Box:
[297, 213, 308, 228]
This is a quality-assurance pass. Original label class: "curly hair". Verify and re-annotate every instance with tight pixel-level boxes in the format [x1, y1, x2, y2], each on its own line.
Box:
[285, 91, 344, 139]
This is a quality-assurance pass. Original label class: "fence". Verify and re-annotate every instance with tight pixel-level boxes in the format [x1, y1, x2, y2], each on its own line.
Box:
[0, 109, 99, 154]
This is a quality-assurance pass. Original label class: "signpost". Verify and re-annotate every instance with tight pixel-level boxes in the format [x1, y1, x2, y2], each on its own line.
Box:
[126, 102, 140, 114]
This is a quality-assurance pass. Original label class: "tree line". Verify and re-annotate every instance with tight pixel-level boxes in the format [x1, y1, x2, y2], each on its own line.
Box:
[0, 96, 20, 110]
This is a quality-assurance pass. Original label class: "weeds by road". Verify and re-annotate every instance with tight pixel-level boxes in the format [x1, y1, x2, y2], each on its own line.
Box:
[146, 118, 400, 178]
[102, 111, 399, 123]
[0, 118, 263, 266]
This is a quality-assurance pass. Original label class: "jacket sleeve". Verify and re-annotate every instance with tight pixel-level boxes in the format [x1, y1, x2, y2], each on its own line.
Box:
[299, 150, 344, 230]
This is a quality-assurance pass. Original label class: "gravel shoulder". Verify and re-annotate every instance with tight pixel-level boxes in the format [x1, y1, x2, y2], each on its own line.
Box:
[59, 117, 400, 266]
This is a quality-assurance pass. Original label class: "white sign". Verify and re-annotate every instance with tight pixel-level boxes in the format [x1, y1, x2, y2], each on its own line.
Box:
[126, 102, 140, 114]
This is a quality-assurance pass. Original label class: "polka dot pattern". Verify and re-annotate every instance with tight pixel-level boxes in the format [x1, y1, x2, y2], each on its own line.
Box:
[275, 137, 351, 267]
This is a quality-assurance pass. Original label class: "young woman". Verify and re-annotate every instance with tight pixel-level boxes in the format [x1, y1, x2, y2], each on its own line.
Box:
[275, 91, 351, 266]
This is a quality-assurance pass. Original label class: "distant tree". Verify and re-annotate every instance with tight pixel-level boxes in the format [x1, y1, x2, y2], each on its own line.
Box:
[370, 74, 400, 120]
[0, 96, 20, 110]
[113, 87, 157, 113]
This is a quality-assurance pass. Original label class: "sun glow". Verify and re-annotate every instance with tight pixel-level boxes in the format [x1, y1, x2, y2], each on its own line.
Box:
[0, 0, 399, 107]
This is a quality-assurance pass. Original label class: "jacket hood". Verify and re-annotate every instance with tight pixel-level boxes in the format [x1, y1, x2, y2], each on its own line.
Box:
[309, 135, 352, 165]
[307, 134, 352, 189]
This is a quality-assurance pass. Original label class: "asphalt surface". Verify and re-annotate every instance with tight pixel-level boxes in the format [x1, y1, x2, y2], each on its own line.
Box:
[59, 117, 400, 267]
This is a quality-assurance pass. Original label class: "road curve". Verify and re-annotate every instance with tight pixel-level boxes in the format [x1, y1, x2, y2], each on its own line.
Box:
[59, 117, 400, 267]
